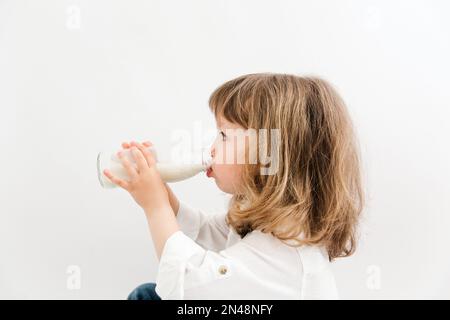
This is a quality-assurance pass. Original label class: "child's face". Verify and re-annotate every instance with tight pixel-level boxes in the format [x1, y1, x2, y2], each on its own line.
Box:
[209, 116, 246, 195]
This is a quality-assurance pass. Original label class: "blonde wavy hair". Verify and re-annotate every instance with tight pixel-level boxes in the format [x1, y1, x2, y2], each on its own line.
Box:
[208, 73, 364, 261]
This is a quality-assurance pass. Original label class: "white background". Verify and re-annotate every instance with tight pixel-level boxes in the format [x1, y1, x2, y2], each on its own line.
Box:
[0, 0, 449, 299]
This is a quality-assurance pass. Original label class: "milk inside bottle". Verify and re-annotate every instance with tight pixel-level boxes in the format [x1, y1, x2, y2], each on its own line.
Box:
[97, 146, 212, 188]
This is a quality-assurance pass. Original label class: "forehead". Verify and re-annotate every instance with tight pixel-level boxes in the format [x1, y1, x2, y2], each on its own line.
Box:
[216, 116, 241, 129]
[215, 115, 224, 126]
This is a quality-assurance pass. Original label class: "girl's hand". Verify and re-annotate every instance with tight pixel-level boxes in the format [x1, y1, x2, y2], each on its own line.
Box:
[103, 140, 169, 215]
[123, 141, 181, 216]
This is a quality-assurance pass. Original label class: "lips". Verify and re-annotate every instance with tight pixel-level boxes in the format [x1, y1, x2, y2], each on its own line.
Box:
[206, 167, 213, 177]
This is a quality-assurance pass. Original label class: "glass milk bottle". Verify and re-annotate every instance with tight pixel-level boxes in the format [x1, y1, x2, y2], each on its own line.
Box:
[97, 146, 212, 189]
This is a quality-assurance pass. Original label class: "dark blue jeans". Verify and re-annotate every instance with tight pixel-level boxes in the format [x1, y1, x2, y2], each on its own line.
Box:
[127, 282, 162, 300]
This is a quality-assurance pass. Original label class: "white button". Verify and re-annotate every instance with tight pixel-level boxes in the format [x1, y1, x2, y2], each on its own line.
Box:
[218, 265, 228, 275]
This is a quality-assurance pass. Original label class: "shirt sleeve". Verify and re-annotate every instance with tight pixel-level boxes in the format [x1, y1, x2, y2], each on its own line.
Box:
[175, 200, 229, 251]
[155, 230, 237, 300]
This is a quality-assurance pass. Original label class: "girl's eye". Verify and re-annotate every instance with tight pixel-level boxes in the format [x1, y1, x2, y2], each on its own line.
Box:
[219, 131, 226, 141]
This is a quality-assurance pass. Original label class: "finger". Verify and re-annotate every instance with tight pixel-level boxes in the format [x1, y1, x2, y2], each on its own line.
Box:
[103, 169, 130, 190]
[130, 146, 149, 172]
[142, 141, 158, 162]
[117, 151, 139, 179]
[130, 140, 139, 147]
[130, 140, 153, 147]
[132, 142, 156, 167]
[121, 142, 131, 149]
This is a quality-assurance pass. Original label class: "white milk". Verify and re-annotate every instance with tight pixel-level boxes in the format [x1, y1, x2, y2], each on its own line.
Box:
[97, 146, 212, 188]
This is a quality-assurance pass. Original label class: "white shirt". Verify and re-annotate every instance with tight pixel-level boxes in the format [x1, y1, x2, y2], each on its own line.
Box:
[155, 200, 339, 300]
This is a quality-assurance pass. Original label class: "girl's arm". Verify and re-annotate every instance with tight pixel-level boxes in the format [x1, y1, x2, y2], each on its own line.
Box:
[165, 183, 180, 217]
[105, 142, 180, 260]
[114, 141, 228, 256]
[144, 203, 179, 261]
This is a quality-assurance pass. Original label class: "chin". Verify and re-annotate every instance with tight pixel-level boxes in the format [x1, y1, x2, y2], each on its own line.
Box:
[215, 180, 226, 192]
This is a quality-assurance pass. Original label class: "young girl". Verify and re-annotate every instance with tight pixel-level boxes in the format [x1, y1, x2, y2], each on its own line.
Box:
[103, 73, 364, 300]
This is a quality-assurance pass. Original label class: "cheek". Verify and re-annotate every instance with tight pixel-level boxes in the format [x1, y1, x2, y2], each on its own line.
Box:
[214, 138, 246, 164]
[214, 164, 242, 186]
[213, 163, 229, 178]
